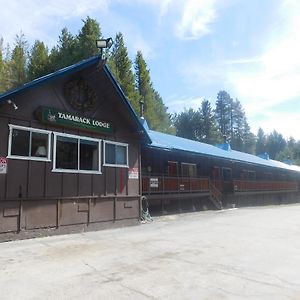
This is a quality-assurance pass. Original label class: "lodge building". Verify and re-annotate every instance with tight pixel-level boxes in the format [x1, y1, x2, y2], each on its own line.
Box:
[1, 55, 300, 239]
[0, 56, 149, 237]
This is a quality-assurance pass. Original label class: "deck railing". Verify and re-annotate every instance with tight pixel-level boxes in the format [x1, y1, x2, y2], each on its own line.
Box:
[142, 175, 210, 195]
[233, 180, 298, 192]
[142, 175, 298, 195]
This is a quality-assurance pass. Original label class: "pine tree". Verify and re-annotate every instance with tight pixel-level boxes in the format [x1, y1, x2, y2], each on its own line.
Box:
[242, 120, 256, 154]
[265, 130, 287, 159]
[256, 128, 266, 155]
[152, 89, 175, 134]
[108, 32, 139, 112]
[76, 16, 102, 60]
[134, 50, 173, 133]
[0, 38, 4, 93]
[173, 108, 200, 140]
[28, 40, 50, 81]
[49, 27, 78, 71]
[134, 51, 156, 126]
[215, 90, 232, 139]
[199, 99, 221, 144]
[231, 99, 245, 150]
[10, 33, 28, 88]
[0, 39, 12, 93]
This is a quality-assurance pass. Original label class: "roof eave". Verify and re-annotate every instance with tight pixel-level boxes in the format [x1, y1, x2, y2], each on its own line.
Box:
[0, 56, 102, 102]
[103, 65, 152, 144]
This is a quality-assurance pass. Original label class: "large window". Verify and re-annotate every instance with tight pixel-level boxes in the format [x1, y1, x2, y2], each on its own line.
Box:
[104, 141, 128, 167]
[8, 124, 51, 161]
[53, 133, 101, 173]
[181, 163, 197, 177]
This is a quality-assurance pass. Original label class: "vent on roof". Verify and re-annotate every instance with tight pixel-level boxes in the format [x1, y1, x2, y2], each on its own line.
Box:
[215, 142, 231, 151]
[140, 117, 149, 131]
[283, 159, 292, 165]
[258, 152, 270, 160]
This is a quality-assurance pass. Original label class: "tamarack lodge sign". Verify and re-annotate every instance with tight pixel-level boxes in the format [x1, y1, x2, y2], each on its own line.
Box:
[36, 107, 113, 133]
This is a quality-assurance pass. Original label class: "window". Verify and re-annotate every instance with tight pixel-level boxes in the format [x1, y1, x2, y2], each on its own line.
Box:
[167, 161, 178, 176]
[240, 170, 256, 180]
[222, 168, 232, 181]
[181, 163, 197, 177]
[103, 141, 128, 167]
[8, 124, 51, 161]
[212, 166, 220, 179]
[248, 171, 256, 180]
[53, 133, 101, 173]
[264, 172, 272, 180]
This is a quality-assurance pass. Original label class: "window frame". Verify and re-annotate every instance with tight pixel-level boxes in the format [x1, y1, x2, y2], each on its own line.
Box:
[103, 140, 129, 168]
[181, 162, 197, 178]
[52, 132, 102, 174]
[7, 124, 52, 162]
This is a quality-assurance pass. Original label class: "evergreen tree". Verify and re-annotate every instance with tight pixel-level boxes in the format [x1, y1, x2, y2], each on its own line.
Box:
[28, 40, 50, 81]
[76, 16, 102, 60]
[49, 27, 78, 71]
[199, 99, 221, 144]
[134, 50, 173, 133]
[230, 99, 244, 149]
[108, 32, 139, 112]
[265, 130, 286, 159]
[10, 33, 28, 88]
[0, 39, 12, 93]
[0, 38, 5, 93]
[173, 108, 201, 140]
[242, 120, 256, 154]
[256, 128, 266, 155]
[215, 90, 232, 139]
[152, 89, 175, 134]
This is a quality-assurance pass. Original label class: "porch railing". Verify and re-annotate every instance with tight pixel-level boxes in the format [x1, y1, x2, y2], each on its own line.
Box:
[233, 180, 298, 192]
[142, 175, 210, 195]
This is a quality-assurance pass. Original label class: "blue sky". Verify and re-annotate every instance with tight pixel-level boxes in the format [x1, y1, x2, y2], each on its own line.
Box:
[1, 0, 300, 139]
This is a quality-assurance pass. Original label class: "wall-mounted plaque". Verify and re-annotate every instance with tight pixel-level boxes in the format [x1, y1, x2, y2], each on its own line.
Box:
[36, 106, 113, 133]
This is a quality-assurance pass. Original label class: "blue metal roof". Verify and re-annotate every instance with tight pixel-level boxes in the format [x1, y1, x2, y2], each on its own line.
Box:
[0, 56, 151, 143]
[144, 127, 300, 173]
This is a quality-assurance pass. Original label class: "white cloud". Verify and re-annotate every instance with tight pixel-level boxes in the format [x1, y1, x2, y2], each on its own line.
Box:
[175, 0, 219, 40]
[166, 95, 205, 114]
[250, 111, 300, 140]
[0, 0, 110, 47]
[226, 0, 300, 114]
[0, 0, 155, 58]
[174, 0, 300, 140]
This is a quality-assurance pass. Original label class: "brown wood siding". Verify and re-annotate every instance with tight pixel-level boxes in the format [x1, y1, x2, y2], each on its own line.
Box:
[0, 63, 144, 235]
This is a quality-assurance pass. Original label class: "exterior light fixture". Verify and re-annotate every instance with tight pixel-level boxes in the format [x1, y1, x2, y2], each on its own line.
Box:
[7, 99, 18, 110]
[96, 38, 113, 60]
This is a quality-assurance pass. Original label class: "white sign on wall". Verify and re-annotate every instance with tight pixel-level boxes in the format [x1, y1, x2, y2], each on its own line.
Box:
[150, 178, 159, 188]
[128, 167, 139, 179]
[0, 157, 7, 174]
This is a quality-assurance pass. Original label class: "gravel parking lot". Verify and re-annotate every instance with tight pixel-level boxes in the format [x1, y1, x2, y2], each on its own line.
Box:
[1, 204, 300, 299]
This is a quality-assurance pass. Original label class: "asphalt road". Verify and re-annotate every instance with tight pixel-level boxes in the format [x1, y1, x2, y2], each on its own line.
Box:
[1, 204, 300, 299]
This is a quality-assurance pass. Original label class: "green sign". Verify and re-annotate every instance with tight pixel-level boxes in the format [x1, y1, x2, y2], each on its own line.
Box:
[36, 106, 113, 133]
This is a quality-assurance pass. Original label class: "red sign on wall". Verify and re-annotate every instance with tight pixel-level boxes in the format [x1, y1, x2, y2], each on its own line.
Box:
[128, 167, 139, 179]
[0, 157, 7, 174]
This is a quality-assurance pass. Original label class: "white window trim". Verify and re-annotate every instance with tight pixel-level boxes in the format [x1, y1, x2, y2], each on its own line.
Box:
[53, 132, 102, 174]
[103, 140, 129, 168]
[7, 124, 52, 162]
